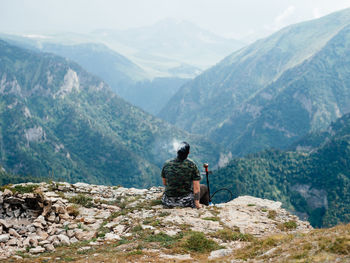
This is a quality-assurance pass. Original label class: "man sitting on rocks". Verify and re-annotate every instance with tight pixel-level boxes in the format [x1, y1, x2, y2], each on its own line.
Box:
[161, 141, 209, 209]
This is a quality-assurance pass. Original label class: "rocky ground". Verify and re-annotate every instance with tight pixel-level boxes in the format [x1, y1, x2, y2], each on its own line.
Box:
[0, 181, 316, 262]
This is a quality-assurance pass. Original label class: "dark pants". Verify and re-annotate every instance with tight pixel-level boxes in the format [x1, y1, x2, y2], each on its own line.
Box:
[200, 184, 210, 206]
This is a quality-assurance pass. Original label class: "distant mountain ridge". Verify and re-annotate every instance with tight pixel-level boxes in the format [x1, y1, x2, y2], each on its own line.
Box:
[0, 39, 221, 188]
[159, 8, 350, 155]
[92, 18, 246, 74]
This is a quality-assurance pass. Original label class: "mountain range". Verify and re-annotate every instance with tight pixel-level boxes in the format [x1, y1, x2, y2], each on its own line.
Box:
[0, 39, 221, 188]
[92, 18, 245, 75]
[159, 8, 350, 156]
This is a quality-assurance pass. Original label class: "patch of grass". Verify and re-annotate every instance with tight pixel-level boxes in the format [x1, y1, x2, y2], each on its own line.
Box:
[132, 225, 143, 233]
[57, 191, 66, 199]
[261, 208, 268, 212]
[97, 226, 110, 238]
[63, 256, 75, 262]
[327, 237, 350, 255]
[182, 231, 221, 252]
[150, 199, 162, 206]
[15, 251, 30, 258]
[68, 194, 93, 208]
[1, 184, 40, 194]
[202, 216, 220, 222]
[159, 211, 170, 217]
[144, 232, 183, 248]
[115, 238, 130, 247]
[235, 235, 284, 260]
[150, 220, 162, 227]
[277, 221, 298, 231]
[126, 250, 142, 256]
[248, 203, 256, 207]
[267, 210, 277, 220]
[293, 251, 308, 260]
[213, 228, 254, 242]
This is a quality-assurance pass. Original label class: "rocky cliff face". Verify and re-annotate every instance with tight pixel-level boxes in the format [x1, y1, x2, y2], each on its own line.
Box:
[0, 182, 311, 261]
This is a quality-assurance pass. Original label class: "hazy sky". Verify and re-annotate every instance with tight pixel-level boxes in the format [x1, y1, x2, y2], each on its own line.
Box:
[1, 0, 350, 40]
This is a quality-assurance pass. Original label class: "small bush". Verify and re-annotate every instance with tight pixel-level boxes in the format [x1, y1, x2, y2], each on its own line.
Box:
[268, 210, 277, 220]
[284, 221, 298, 230]
[68, 194, 93, 208]
[182, 231, 221, 252]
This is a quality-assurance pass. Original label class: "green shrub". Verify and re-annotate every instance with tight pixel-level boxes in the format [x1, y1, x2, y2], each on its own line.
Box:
[284, 221, 298, 230]
[182, 231, 221, 252]
[268, 210, 277, 220]
[68, 194, 93, 208]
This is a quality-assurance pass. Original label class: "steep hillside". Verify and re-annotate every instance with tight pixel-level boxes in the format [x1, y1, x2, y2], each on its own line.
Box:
[210, 114, 350, 227]
[211, 23, 350, 155]
[159, 8, 350, 153]
[0, 39, 220, 188]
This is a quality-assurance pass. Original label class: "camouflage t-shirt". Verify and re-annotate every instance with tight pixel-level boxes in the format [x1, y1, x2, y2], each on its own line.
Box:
[161, 157, 201, 197]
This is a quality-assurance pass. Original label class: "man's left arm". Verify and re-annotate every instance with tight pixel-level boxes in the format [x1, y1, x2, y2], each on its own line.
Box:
[193, 180, 201, 209]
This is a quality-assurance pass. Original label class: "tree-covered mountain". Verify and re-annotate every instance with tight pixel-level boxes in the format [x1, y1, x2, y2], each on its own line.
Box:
[0, 35, 189, 115]
[210, 113, 350, 227]
[0, 39, 221, 188]
[159, 8, 350, 155]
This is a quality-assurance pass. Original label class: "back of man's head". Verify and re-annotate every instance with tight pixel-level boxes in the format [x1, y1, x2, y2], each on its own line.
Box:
[177, 141, 190, 161]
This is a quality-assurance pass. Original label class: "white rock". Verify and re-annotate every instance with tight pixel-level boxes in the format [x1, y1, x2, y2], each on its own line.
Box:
[208, 249, 233, 260]
[8, 228, 20, 238]
[78, 246, 92, 252]
[105, 233, 121, 241]
[44, 244, 55, 252]
[159, 254, 192, 260]
[113, 225, 125, 234]
[29, 246, 45, 254]
[70, 237, 78, 243]
[0, 234, 10, 243]
[57, 234, 70, 245]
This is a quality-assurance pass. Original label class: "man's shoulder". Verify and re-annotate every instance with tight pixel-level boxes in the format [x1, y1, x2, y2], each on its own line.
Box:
[163, 158, 177, 167]
[184, 158, 198, 167]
